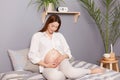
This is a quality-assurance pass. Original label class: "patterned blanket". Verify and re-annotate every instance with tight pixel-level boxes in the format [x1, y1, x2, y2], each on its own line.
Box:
[0, 60, 120, 80]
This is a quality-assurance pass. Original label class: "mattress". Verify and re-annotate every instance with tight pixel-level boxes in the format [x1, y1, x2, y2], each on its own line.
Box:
[0, 60, 120, 80]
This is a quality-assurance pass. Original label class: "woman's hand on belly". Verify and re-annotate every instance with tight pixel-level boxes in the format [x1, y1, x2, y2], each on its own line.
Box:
[44, 56, 64, 68]
[38, 60, 58, 68]
[55, 54, 67, 65]
[56, 54, 69, 65]
[45, 62, 58, 68]
[44, 54, 69, 68]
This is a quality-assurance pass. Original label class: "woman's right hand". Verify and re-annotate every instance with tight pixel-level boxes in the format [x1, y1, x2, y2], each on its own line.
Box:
[45, 62, 58, 68]
[38, 60, 58, 68]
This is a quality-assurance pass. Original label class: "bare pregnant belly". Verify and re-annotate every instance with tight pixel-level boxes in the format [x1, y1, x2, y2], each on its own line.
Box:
[44, 49, 62, 64]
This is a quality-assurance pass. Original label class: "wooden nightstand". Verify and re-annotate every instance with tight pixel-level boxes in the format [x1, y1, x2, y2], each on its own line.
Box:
[100, 59, 119, 72]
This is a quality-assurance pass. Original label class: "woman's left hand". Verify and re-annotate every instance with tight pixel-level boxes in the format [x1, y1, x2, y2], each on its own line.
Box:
[55, 54, 69, 65]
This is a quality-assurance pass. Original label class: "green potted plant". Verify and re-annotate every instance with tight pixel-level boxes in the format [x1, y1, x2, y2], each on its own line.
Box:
[79, 0, 120, 53]
[29, 0, 65, 11]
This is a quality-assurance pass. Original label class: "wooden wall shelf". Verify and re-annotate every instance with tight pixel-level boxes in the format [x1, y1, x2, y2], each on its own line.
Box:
[42, 11, 80, 23]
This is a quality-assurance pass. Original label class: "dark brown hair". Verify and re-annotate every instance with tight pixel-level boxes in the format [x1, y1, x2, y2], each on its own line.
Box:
[39, 14, 61, 32]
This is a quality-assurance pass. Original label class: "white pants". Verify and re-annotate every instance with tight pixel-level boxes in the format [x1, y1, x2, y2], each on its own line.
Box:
[42, 59, 90, 80]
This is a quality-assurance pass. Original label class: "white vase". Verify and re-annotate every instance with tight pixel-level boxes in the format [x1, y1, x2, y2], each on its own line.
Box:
[47, 3, 54, 12]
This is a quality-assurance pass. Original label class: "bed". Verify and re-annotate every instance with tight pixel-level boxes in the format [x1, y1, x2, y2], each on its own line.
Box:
[0, 49, 120, 80]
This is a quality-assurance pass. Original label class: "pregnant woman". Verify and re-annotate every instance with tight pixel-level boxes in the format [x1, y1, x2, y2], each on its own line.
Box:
[28, 14, 104, 80]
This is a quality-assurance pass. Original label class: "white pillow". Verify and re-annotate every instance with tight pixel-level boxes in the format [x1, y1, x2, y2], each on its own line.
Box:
[24, 59, 39, 73]
[8, 48, 29, 71]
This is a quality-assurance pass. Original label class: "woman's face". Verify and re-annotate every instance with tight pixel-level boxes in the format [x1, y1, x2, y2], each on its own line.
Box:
[47, 22, 59, 34]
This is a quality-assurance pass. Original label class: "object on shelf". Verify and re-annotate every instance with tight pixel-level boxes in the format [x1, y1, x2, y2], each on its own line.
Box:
[57, 7, 68, 12]
[47, 3, 54, 12]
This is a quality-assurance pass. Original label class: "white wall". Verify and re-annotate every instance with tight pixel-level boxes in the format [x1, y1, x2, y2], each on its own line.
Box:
[0, 0, 41, 72]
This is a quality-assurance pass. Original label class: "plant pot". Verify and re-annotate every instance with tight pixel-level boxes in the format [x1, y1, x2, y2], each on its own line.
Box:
[103, 53, 110, 58]
[46, 3, 54, 12]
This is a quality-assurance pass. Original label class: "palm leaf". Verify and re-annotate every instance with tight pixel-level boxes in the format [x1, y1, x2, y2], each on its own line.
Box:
[79, 0, 120, 53]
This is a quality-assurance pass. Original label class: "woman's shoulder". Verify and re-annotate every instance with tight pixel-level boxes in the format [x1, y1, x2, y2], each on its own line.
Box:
[54, 32, 63, 36]
[55, 32, 65, 38]
[32, 32, 44, 37]
[54, 32, 65, 39]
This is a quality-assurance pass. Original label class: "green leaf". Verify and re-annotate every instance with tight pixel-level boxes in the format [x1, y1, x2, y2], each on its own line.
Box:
[79, 0, 120, 53]
[29, 0, 65, 11]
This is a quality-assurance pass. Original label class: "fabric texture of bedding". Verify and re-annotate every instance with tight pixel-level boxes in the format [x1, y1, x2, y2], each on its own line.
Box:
[0, 60, 120, 80]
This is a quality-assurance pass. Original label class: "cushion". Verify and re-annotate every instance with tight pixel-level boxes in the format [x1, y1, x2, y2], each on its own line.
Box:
[24, 59, 39, 73]
[8, 48, 29, 71]
[8, 48, 39, 73]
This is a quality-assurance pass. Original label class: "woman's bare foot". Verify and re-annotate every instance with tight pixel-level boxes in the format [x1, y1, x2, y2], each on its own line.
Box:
[90, 68, 105, 74]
